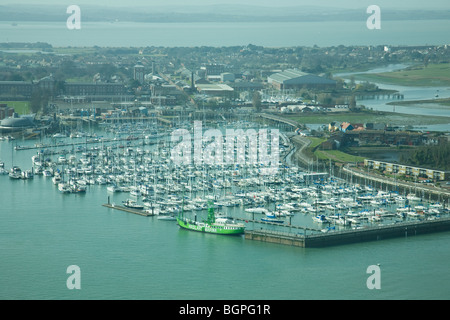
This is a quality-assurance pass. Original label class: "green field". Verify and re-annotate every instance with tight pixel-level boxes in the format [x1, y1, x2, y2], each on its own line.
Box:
[314, 149, 366, 163]
[302, 137, 366, 163]
[350, 63, 450, 87]
[0, 101, 30, 115]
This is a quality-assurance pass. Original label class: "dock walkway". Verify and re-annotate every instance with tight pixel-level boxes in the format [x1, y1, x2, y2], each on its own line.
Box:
[102, 204, 154, 217]
[235, 217, 321, 233]
[245, 217, 450, 248]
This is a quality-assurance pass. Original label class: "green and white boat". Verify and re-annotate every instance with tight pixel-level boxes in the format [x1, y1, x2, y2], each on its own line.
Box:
[177, 206, 245, 235]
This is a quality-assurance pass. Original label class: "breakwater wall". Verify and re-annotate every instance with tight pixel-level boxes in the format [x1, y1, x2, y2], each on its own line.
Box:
[245, 217, 450, 248]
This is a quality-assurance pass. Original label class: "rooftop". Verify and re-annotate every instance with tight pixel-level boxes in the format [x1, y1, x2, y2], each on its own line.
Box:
[269, 69, 336, 85]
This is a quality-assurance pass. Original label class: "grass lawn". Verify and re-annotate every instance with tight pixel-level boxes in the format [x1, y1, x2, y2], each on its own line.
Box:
[0, 101, 30, 115]
[314, 149, 366, 163]
[350, 63, 450, 87]
[308, 137, 326, 149]
[303, 137, 365, 163]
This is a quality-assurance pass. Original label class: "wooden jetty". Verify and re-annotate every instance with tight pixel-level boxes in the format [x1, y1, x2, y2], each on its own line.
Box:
[244, 217, 450, 248]
[102, 203, 154, 217]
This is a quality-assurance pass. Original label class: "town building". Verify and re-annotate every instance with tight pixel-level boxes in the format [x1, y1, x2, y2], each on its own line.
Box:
[0, 76, 127, 101]
[0, 104, 15, 120]
[220, 72, 235, 82]
[0, 80, 33, 98]
[267, 69, 336, 90]
[364, 159, 448, 181]
[63, 82, 128, 98]
[195, 83, 234, 97]
[134, 65, 145, 84]
[201, 64, 226, 76]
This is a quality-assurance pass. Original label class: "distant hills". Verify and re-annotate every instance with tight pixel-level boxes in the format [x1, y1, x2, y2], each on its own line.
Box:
[0, 4, 449, 23]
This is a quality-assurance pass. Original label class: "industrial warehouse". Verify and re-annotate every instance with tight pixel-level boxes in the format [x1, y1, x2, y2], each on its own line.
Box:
[267, 69, 337, 90]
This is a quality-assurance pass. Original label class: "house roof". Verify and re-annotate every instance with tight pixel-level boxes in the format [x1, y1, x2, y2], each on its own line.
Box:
[340, 122, 353, 130]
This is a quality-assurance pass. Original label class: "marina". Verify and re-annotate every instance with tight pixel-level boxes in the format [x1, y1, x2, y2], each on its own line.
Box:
[1, 111, 450, 300]
[3, 117, 448, 247]
[1, 115, 449, 300]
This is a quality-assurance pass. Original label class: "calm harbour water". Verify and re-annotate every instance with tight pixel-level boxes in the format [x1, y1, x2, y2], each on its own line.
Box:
[1, 130, 450, 301]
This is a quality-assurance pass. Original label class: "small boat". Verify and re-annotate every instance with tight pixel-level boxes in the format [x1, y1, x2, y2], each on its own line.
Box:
[157, 215, 177, 221]
[21, 170, 34, 179]
[43, 169, 53, 177]
[406, 194, 421, 202]
[122, 199, 144, 210]
[9, 167, 22, 179]
[261, 217, 284, 224]
[321, 226, 335, 233]
[107, 185, 121, 193]
[52, 174, 62, 185]
[313, 214, 328, 223]
[58, 183, 72, 194]
[245, 207, 269, 214]
[53, 133, 67, 138]
[72, 185, 86, 193]
[368, 215, 382, 222]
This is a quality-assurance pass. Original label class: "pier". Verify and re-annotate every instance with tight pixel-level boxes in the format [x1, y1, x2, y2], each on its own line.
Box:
[244, 217, 450, 248]
[235, 217, 321, 233]
[102, 203, 155, 217]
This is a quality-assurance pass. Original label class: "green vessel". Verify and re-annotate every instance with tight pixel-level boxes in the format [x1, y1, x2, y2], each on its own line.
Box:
[177, 206, 245, 235]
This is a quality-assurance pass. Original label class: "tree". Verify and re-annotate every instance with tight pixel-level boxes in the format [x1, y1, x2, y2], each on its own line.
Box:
[29, 89, 50, 114]
[252, 91, 262, 112]
[349, 95, 357, 110]
[30, 90, 43, 114]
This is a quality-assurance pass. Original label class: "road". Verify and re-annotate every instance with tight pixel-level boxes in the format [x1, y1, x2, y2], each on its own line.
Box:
[343, 165, 450, 199]
[289, 135, 313, 166]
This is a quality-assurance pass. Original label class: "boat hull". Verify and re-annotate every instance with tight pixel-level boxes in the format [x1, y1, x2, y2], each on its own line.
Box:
[177, 218, 245, 235]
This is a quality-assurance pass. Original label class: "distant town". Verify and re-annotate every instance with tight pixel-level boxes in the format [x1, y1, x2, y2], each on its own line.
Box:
[0, 42, 449, 187]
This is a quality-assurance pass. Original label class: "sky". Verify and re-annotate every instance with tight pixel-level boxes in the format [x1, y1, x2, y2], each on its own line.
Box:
[3, 0, 450, 9]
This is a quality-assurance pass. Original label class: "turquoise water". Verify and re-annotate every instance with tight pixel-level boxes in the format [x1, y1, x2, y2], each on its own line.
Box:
[1, 134, 450, 300]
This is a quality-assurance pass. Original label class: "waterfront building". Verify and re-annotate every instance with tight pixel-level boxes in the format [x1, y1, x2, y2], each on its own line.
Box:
[364, 159, 448, 181]
[0, 76, 127, 101]
[0, 113, 36, 133]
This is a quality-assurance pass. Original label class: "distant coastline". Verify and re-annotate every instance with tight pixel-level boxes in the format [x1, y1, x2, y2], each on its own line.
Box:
[1, 4, 449, 23]
[1, 20, 450, 48]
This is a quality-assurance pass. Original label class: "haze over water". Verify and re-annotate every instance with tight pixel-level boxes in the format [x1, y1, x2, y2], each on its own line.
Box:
[1, 20, 450, 47]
